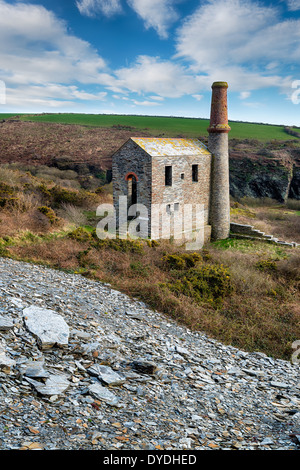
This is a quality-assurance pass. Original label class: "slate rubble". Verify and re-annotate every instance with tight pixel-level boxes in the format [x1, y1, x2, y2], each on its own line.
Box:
[0, 257, 299, 450]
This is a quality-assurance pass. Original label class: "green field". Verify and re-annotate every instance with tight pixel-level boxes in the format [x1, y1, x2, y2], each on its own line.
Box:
[0, 113, 26, 120]
[1, 112, 299, 142]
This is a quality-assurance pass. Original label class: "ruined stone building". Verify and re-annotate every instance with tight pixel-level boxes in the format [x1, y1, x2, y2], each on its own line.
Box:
[112, 82, 231, 242]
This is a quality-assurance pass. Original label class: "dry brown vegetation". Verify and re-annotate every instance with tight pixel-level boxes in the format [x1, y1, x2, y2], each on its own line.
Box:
[0, 165, 299, 361]
[0, 119, 149, 168]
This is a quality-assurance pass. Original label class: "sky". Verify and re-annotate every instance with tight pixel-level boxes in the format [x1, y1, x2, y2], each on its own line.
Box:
[0, 0, 300, 125]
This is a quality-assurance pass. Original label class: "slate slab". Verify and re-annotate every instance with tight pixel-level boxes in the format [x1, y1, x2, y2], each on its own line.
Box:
[23, 306, 69, 350]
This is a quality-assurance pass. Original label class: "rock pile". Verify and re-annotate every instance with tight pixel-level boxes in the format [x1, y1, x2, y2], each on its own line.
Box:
[0, 257, 299, 450]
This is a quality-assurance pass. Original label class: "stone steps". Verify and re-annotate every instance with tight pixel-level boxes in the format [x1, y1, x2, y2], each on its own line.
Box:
[230, 222, 299, 247]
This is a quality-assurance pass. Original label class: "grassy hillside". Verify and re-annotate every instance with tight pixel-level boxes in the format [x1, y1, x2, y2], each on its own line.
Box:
[1, 113, 300, 142]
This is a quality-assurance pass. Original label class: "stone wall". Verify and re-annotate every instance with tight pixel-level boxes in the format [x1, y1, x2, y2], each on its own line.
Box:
[112, 139, 152, 235]
[150, 153, 211, 241]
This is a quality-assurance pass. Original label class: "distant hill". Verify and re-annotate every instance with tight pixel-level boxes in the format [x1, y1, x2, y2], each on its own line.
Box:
[1, 113, 300, 142]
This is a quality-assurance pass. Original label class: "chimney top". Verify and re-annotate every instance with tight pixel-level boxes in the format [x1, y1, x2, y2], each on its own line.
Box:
[211, 81, 228, 88]
[208, 81, 231, 134]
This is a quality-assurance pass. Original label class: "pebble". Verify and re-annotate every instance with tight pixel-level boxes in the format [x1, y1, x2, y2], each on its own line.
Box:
[0, 257, 299, 450]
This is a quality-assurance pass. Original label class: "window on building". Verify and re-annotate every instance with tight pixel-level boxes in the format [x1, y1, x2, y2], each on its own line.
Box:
[192, 164, 198, 182]
[165, 166, 172, 186]
[181, 173, 185, 180]
[174, 203, 180, 211]
[166, 204, 171, 214]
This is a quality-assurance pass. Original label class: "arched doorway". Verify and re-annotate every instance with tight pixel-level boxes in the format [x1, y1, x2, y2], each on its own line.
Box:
[125, 172, 138, 210]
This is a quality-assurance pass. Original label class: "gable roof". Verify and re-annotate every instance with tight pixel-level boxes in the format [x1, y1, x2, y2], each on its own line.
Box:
[131, 137, 210, 157]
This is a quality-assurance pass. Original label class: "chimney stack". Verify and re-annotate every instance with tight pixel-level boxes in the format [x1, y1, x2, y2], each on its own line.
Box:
[208, 81, 231, 240]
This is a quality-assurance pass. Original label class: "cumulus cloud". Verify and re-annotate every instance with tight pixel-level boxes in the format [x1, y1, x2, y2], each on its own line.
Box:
[175, 0, 299, 93]
[285, 0, 300, 10]
[0, 0, 109, 86]
[127, 0, 179, 38]
[76, 0, 122, 17]
[76, 0, 179, 38]
[114, 55, 201, 98]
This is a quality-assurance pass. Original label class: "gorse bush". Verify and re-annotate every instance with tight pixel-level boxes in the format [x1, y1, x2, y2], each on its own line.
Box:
[68, 226, 93, 243]
[0, 182, 15, 195]
[37, 206, 59, 225]
[163, 252, 203, 270]
[51, 186, 98, 208]
[255, 258, 278, 273]
[165, 263, 232, 307]
[37, 183, 98, 208]
[67, 226, 145, 254]
[93, 236, 145, 254]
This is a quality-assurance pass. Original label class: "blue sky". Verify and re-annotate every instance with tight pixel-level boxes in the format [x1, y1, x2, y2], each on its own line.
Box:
[0, 0, 300, 125]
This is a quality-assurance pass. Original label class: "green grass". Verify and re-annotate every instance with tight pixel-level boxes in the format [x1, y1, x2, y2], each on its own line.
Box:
[212, 237, 289, 258]
[2, 112, 298, 142]
[0, 113, 25, 119]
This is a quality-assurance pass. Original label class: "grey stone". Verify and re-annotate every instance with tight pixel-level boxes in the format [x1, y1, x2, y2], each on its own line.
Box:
[88, 383, 120, 406]
[23, 306, 69, 349]
[270, 381, 290, 389]
[25, 374, 70, 396]
[20, 360, 49, 378]
[0, 316, 14, 331]
[87, 364, 125, 385]
[130, 360, 158, 375]
[0, 340, 16, 373]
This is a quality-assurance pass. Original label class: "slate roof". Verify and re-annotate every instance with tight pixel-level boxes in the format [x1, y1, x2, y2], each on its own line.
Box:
[131, 137, 210, 157]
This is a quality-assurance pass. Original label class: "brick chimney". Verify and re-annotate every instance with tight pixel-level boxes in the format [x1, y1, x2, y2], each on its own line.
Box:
[208, 81, 231, 240]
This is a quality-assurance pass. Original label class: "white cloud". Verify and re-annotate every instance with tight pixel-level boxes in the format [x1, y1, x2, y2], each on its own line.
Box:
[285, 0, 300, 10]
[115, 55, 200, 98]
[5, 83, 107, 110]
[0, 0, 109, 88]
[76, 0, 122, 17]
[76, 0, 178, 38]
[175, 0, 300, 94]
[149, 95, 165, 101]
[192, 94, 203, 101]
[127, 0, 179, 38]
[240, 91, 251, 99]
[132, 100, 161, 106]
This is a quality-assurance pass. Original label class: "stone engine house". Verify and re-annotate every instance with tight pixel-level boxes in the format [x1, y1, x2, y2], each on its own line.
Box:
[112, 82, 231, 242]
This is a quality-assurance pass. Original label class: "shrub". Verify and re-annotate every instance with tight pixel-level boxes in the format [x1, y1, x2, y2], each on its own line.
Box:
[0, 182, 15, 195]
[51, 186, 97, 207]
[146, 239, 160, 248]
[68, 227, 92, 243]
[255, 259, 278, 273]
[37, 206, 59, 225]
[163, 252, 202, 270]
[93, 236, 144, 254]
[167, 263, 232, 307]
[67, 228, 145, 254]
